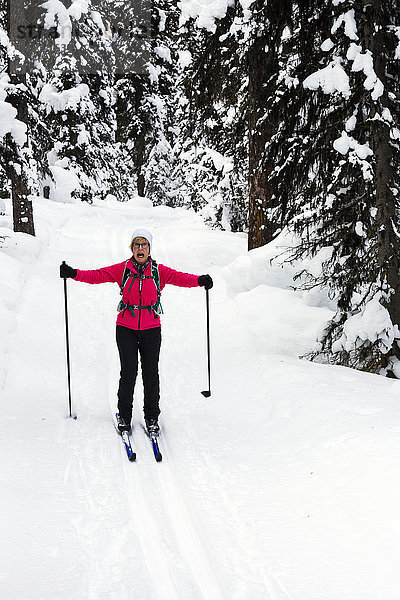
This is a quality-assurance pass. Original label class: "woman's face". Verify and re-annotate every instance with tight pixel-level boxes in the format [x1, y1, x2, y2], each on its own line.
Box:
[132, 237, 150, 264]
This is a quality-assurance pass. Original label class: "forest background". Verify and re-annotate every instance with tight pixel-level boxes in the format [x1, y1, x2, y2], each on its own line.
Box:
[1, 0, 399, 377]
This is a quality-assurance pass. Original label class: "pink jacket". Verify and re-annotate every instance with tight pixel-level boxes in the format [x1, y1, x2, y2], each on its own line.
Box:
[74, 258, 200, 331]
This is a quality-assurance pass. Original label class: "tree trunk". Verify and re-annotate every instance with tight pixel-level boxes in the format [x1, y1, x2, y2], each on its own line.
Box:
[115, 73, 148, 198]
[248, 34, 274, 251]
[247, 1, 292, 251]
[7, 0, 35, 236]
[9, 151, 35, 235]
[365, 1, 400, 355]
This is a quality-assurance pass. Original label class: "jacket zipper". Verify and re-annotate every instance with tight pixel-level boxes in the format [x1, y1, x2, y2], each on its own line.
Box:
[138, 277, 143, 330]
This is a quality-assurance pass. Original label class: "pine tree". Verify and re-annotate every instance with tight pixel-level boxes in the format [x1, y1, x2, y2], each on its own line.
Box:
[37, 0, 118, 203]
[143, 0, 181, 206]
[247, 0, 293, 249]
[284, 0, 400, 376]
[111, 0, 153, 198]
[111, 0, 185, 204]
[172, 4, 248, 231]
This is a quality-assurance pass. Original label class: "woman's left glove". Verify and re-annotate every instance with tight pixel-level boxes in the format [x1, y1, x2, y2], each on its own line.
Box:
[60, 263, 77, 279]
[198, 274, 213, 290]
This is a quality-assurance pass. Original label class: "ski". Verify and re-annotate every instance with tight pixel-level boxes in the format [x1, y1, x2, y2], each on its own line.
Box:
[142, 424, 163, 462]
[150, 434, 162, 462]
[121, 430, 136, 462]
[115, 413, 136, 462]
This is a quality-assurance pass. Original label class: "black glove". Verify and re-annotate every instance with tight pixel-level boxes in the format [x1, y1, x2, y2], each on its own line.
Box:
[60, 262, 77, 279]
[198, 274, 213, 290]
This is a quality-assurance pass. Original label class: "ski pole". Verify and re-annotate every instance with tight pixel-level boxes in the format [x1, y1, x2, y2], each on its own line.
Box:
[201, 288, 211, 397]
[62, 262, 76, 419]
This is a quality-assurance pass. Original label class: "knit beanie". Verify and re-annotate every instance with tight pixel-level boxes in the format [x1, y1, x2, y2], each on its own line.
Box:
[130, 228, 153, 248]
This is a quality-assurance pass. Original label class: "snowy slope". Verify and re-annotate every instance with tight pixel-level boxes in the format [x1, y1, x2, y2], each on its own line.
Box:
[1, 197, 400, 600]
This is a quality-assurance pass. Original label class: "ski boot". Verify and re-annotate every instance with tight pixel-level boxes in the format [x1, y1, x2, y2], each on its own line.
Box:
[145, 418, 160, 437]
[117, 414, 131, 433]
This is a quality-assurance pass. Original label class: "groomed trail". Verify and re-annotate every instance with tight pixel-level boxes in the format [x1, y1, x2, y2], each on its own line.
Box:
[2, 197, 400, 600]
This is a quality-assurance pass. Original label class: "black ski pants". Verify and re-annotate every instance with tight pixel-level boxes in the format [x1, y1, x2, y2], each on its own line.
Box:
[116, 325, 161, 423]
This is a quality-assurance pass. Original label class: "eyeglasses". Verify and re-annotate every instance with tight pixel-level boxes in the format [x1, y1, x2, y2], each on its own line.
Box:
[133, 242, 149, 249]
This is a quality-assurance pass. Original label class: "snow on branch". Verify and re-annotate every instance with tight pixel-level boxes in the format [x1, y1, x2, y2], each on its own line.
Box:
[178, 0, 235, 32]
[347, 43, 384, 100]
[41, 0, 89, 47]
[0, 80, 27, 146]
[331, 298, 396, 356]
[331, 9, 358, 41]
[303, 61, 350, 97]
[39, 83, 90, 113]
[333, 131, 373, 161]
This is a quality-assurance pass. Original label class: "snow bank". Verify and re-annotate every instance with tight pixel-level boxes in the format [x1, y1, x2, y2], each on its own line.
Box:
[222, 232, 298, 296]
[101, 195, 154, 210]
[225, 233, 399, 367]
[221, 231, 335, 357]
[0, 200, 42, 389]
[234, 283, 333, 357]
[222, 230, 334, 306]
[0, 248, 21, 389]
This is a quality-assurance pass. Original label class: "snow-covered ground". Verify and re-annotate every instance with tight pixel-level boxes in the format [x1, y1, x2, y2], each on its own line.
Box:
[1, 196, 400, 600]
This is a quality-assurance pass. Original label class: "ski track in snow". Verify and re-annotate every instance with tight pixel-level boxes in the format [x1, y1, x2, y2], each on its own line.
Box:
[2, 198, 400, 600]
[107, 231, 227, 600]
[62, 204, 246, 599]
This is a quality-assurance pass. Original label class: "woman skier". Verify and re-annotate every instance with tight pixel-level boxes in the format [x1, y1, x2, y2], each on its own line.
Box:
[60, 227, 213, 437]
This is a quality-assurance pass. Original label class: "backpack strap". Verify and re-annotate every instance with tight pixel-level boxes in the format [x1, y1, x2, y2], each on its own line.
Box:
[119, 260, 130, 294]
[151, 260, 163, 316]
[117, 259, 163, 318]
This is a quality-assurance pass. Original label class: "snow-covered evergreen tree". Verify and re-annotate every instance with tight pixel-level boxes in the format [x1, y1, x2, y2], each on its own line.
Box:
[37, 0, 118, 203]
[110, 0, 154, 199]
[2, 0, 37, 235]
[284, 1, 400, 376]
[247, 0, 293, 249]
[172, 3, 248, 231]
[111, 0, 183, 205]
[143, 0, 187, 207]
